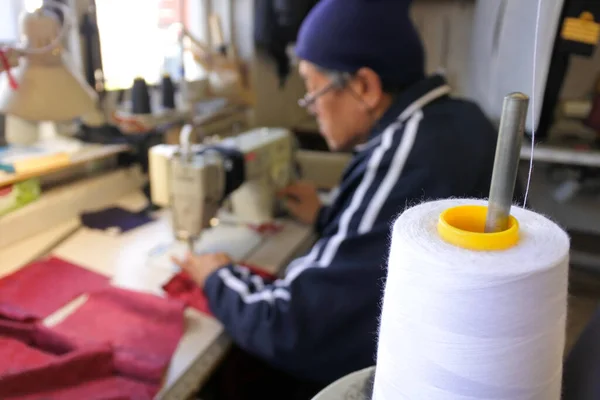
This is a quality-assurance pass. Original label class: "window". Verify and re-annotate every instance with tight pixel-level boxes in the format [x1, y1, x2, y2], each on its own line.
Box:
[96, 0, 207, 90]
[0, 0, 42, 44]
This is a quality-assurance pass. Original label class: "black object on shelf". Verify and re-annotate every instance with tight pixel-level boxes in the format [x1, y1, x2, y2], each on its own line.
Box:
[80, 2, 103, 93]
[131, 77, 152, 115]
[161, 74, 176, 110]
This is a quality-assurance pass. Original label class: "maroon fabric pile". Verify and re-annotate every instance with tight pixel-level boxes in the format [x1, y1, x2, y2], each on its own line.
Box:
[52, 287, 186, 384]
[0, 257, 186, 399]
[0, 257, 109, 321]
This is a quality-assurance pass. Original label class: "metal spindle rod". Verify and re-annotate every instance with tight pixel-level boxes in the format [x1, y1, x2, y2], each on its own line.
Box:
[485, 92, 530, 233]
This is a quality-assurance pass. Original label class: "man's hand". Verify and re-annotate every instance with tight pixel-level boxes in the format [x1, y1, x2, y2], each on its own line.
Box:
[277, 180, 322, 225]
[171, 252, 232, 287]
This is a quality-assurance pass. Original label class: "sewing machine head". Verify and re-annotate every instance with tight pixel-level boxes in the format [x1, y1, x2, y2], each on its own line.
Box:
[149, 126, 295, 243]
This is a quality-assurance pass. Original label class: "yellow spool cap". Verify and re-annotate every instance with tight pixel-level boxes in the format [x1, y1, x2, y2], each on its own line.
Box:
[437, 205, 519, 251]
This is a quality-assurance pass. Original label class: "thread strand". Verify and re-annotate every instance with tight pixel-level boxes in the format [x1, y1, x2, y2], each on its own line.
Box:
[523, 0, 543, 207]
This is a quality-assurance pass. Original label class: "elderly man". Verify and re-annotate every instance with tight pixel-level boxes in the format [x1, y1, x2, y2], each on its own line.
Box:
[175, 0, 505, 398]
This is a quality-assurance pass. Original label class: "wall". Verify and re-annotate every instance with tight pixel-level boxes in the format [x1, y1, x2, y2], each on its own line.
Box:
[411, 0, 475, 97]
[561, 47, 600, 100]
[229, 0, 313, 130]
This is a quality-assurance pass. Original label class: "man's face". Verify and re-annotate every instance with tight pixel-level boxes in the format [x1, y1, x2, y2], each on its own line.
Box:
[299, 61, 371, 152]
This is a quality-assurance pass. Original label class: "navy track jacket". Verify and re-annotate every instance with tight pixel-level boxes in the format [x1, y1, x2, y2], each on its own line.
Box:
[203, 75, 503, 384]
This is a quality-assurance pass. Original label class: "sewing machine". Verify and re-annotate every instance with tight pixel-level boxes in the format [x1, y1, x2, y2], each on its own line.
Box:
[148, 126, 296, 249]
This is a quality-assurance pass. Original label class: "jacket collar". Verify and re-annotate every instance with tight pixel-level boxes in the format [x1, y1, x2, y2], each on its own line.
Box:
[354, 74, 452, 153]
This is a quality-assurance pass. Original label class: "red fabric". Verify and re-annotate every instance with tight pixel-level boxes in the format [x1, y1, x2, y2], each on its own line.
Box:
[0, 318, 76, 356]
[0, 317, 36, 342]
[0, 337, 55, 373]
[0, 334, 156, 400]
[8, 377, 156, 400]
[0, 343, 115, 397]
[0, 318, 145, 398]
[0, 256, 110, 321]
[52, 287, 185, 384]
[248, 222, 284, 235]
[0, 270, 167, 398]
[162, 271, 212, 315]
[163, 264, 276, 316]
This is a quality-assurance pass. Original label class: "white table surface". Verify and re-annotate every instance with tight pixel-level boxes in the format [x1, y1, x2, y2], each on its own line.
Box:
[0, 191, 315, 399]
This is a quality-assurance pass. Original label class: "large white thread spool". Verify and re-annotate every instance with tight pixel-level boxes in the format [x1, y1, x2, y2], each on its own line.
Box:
[373, 198, 570, 400]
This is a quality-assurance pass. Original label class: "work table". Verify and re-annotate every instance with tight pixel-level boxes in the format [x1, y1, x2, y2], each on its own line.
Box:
[0, 191, 315, 399]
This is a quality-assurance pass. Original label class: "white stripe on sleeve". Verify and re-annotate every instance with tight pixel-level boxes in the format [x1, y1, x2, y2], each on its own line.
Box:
[358, 110, 423, 234]
[218, 268, 291, 304]
[317, 120, 403, 268]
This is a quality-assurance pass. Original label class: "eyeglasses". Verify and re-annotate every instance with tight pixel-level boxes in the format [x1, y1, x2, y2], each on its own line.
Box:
[297, 81, 338, 109]
[297, 73, 350, 109]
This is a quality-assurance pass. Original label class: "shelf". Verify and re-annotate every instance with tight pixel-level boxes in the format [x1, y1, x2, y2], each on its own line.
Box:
[520, 143, 600, 168]
[0, 144, 130, 187]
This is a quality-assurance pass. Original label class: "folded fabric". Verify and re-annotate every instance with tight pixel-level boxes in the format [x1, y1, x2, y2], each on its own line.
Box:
[0, 316, 36, 341]
[0, 257, 110, 321]
[0, 318, 54, 379]
[0, 342, 115, 397]
[163, 264, 275, 316]
[81, 207, 154, 233]
[0, 304, 36, 323]
[0, 337, 55, 374]
[0, 318, 123, 398]
[0, 289, 160, 399]
[0, 335, 156, 400]
[52, 286, 186, 384]
[8, 376, 157, 400]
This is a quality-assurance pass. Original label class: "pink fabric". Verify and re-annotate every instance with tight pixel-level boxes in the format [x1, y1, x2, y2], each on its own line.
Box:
[7, 377, 156, 400]
[0, 257, 109, 321]
[0, 261, 183, 397]
[0, 337, 55, 373]
[0, 304, 159, 399]
[0, 317, 36, 342]
[0, 343, 116, 397]
[0, 337, 156, 400]
[52, 287, 186, 384]
[163, 263, 275, 316]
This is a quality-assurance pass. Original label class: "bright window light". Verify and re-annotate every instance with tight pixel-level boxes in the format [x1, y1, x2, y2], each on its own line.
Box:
[23, 0, 42, 13]
[96, 0, 206, 91]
